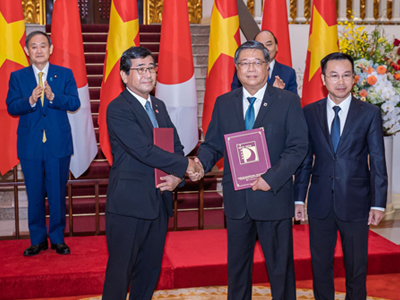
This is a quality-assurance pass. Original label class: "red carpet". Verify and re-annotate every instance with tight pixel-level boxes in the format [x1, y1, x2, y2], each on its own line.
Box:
[1, 226, 399, 299]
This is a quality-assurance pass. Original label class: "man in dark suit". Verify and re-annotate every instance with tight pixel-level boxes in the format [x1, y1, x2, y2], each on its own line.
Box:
[294, 52, 387, 299]
[231, 30, 298, 94]
[6, 31, 80, 256]
[195, 41, 308, 300]
[102, 46, 202, 300]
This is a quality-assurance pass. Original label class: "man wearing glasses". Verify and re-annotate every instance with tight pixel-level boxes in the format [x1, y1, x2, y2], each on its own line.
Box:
[102, 46, 203, 300]
[196, 41, 308, 300]
[294, 52, 387, 299]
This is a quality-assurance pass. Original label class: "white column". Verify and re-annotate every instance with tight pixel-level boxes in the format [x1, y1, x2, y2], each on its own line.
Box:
[254, 0, 263, 23]
[295, 0, 307, 23]
[364, 0, 375, 22]
[337, 0, 347, 22]
[392, 0, 400, 23]
[352, 0, 361, 23]
[287, 0, 292, 22]
[378, 0, 389, 22]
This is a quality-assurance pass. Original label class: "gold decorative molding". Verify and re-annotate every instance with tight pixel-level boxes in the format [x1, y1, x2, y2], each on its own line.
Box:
[143, 0, 202, 24]
[22, 0, 45, 25]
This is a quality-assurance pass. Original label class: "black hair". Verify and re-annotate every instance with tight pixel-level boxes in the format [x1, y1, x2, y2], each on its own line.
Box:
[25, 31, 52, 48]
[320, 52, 354, 75]
[234, 40, 270, 64]
[120, 46, 155, 75]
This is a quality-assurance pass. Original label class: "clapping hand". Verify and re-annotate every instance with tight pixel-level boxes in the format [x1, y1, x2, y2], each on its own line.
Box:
[272, 75, 286, 89]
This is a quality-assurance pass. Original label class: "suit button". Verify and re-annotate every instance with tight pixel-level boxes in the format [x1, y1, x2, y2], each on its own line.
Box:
[333, 156, 337, 161]
[43, 114, 46, 117]
[329, 176, 333, 180]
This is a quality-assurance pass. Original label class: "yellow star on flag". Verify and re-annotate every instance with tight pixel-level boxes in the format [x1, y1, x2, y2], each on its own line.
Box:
[307, 5, 338, 79]
[104, 1, 139, 81]
[207, 4, 239, 75]
[0, 11, 28, 69]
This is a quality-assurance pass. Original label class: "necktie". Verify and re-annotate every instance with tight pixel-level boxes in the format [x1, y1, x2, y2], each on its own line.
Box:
[331, 106, 341, 152]
[245, 97, 257, 130]
[145, 101, 158, 128]
[38, 72, 47, 143]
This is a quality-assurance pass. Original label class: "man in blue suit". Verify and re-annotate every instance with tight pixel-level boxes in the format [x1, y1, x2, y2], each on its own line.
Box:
[102, 46, 202, 300]
[231, 30, 298, 94]
[295, 52, 387, 299]
[6, 31, 80, 256]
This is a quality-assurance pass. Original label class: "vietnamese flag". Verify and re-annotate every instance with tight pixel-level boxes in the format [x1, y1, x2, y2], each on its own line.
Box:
[202, 0, 240, 136]
[50, 0, 97, 178]
[0, 1, 29, 175]
[301, 0, 338, 106]
[156, 0, 197, 155]
[98, 0, 140, 164]
[261, 0, 292, 67]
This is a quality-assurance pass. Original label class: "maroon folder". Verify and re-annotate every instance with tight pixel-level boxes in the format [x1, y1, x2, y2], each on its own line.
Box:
[153, 127, 174, 187]
[224, 128, 271, 190]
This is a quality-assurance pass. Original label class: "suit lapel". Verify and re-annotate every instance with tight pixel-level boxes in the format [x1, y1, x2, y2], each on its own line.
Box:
[253, 84, 274, 128]
[315, 98, 333, 152]
[337, 97, 361, 150]
[233, 89, 246, 131]
[270, 61, 281, 85]
[150, 96, 165, 127]
[122, 90, 154, 130]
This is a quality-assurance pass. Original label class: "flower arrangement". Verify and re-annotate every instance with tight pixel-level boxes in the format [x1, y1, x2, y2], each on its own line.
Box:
[339, 21, 400, 135]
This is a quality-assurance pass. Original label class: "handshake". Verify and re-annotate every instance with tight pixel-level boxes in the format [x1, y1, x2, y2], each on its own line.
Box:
[187, 157, 204, 182]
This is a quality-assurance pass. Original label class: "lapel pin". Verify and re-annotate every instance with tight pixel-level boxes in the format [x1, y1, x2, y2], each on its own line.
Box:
[49, 77, 53, 81]
[263, 103, 268, 107]
[155, 109, 159, 113]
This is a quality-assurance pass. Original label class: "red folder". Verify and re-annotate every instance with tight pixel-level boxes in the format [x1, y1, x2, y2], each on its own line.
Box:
[224, 128, 271, 190]
[153, 127, 174, 187]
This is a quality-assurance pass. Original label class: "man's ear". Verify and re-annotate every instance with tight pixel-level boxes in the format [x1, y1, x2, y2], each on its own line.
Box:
[120, 70, 128, 84]
[49, 44, 54, 55]
[24, 46, 30, 57]
[321, 74, 326, 86]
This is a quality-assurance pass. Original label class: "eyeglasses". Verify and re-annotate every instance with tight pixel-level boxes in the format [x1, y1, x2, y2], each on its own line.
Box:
[237, 61, 267, 69]
[325, 73, 353, 82]
[130, 66, 158, 75]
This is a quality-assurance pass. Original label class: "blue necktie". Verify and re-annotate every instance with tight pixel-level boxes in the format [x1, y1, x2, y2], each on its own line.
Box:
[331, 106, 341, 153]
[145, 101, 158, 128]
[245, 97, 257, 130]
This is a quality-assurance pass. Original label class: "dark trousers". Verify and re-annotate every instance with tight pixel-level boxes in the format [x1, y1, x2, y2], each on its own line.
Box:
[309, 207, 369, 300]
[20, 143, 70, 245]
[102, 203, 168, 300]
[226, 213, 296, 300]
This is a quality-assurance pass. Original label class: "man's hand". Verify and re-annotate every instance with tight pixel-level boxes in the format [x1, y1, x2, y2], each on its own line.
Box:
[368, 209, 385, 226]
[187, 157, 204, 181]
[272, 75, 286, 89]
[44, 81, 55, 101]
[295, 204, 305, 222]
[156, 174, 182, 192]
[29, 84, 42, 105]
[250, 177, 271, 191]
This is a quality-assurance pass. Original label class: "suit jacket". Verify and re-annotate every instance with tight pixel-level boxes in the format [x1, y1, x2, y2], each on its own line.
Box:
[106, 89, 188, 220]
[231, 60, 298, 94]
[6, 64, 80, 160]
[197, 84, 308, 220]
[295, 97, 387, 222]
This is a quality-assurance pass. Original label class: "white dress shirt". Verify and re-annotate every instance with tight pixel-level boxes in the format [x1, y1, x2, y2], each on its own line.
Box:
[126, 87, 153, 110]
[242, 83, 268, 120]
